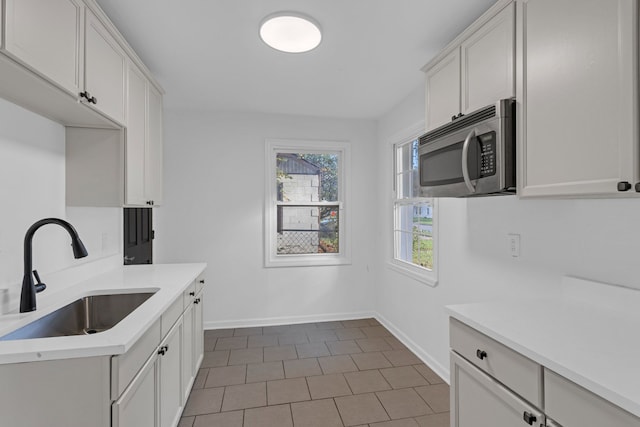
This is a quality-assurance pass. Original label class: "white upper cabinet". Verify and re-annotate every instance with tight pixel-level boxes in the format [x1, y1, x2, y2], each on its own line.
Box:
[517, 0, 638, 197]
[425, 49, 460, 131]
[424, 1, 515, 132]
[461, 3, 514, 114]
[147, 84, 164, 206]
[125, 61, 163, 207]
[125, 62, 148, 206]
[3, 0, 84, 96]
[84, 8, 126, 124]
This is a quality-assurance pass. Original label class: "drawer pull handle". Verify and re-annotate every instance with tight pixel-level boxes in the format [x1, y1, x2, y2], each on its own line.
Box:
[199, 279, 205, 284]
[522, 411, 536, 425]
[476, 349, 487, 360]
[189, 291, 195, 296]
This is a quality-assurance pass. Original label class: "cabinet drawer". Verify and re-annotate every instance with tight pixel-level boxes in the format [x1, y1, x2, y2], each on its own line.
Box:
[112, 318, 161, 400]
[183, 281, 196, 310]
[450, 318, 542, 407]
[195, 273, 205, 293]
[161, 296, 183, 337]
[451, 351, 543, 427]
[544, 369, 640, 427]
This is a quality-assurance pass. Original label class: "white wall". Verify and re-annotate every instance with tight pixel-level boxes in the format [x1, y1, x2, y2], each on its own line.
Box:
[155, 110, 378, 328]
[376, 83, 640, 379]
[0, 98, 121, 312]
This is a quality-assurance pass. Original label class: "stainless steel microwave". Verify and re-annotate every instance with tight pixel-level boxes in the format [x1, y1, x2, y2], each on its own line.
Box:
[418, 98, 516, 197]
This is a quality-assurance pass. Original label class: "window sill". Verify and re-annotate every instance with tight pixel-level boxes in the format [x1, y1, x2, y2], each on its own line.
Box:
[266, 254, 352, 268]
[387, 260, 438, 287]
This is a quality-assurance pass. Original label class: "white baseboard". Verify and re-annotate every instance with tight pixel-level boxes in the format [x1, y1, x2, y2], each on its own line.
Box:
[374, 313, 450, 385]
[204, 310, 376, 330]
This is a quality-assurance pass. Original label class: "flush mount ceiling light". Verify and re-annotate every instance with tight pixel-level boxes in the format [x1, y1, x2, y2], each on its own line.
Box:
[259, 12, 322, 53]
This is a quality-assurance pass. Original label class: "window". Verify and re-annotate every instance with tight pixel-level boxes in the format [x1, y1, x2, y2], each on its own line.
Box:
[391, 138, 438, 286]
[265, 139, 350, 267]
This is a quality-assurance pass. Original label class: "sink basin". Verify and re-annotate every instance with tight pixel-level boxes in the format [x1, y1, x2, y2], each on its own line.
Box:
[0, 292, 156, 340]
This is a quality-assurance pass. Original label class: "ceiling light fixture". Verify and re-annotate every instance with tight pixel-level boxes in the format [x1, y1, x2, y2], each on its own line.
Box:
[259, 12, 322, 53]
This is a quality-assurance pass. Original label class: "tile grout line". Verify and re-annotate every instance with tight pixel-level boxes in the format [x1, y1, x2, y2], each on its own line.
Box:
[373, 390, 393, 423]
[331, 397, 347, 427]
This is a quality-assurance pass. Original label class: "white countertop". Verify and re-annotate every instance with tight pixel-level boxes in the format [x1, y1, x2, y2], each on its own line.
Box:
[0, 263, 206, 364]
[447, 277, 640, 419]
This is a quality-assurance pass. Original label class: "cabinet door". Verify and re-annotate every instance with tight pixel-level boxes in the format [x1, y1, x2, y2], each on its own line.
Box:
[425, 49, 460, 131]
[113, 352, 158, 427]
[461, 2, 514, 114]
[450, 351, 543, 427]
[159, 318, 183, 427]
[125, 62, 147, 206]
[517, 0, 638, 197]
[544, 368, 640, 427]
[147, 84, 164, 206]
[182, 302, 195, 404]
[4, 0, 83, 96]
[193, 291, 204, 370]
[85, 9, 126, 124]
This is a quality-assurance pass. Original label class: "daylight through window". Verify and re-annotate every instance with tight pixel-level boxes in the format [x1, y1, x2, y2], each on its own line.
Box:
[392, 138, 437, 285]
[266, 140, 350, 267]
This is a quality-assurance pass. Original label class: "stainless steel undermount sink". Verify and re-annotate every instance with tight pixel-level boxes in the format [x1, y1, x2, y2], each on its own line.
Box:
[0, 291, 156, 341]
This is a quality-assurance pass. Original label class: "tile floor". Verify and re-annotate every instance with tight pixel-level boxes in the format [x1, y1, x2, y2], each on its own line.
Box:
[179, 318, 449, 427]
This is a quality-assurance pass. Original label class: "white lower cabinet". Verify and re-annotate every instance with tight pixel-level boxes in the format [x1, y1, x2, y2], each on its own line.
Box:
[544, 368, 640, 427]
[112, 352, 158, 427]
[451, 351, 543, 427]
[182, 301, 195, 403]
[114, 284, 205, 427]
[193, 289, 204, 370]
[451, 318, 640, 427]
[159, 318, 184, 427]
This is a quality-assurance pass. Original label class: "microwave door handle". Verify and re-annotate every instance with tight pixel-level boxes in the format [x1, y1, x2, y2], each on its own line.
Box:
[462, 129, 477, 194]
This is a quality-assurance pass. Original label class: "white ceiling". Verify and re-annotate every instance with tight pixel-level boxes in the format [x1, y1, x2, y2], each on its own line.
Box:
[95, 0, 495, 119]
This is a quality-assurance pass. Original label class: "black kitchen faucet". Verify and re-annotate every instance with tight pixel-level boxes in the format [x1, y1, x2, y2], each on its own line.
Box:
[19, 218, 88, 313]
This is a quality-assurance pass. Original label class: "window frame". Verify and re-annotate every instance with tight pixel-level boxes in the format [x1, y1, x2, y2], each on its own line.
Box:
[264, 138, 351, 268]
[389, 130, 439, 287]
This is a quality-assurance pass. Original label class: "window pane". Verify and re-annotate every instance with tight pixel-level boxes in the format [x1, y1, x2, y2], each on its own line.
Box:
[276, 153, 339, 202]
[396, 140, 420, 199]
[394, 200, 433, 271]
[277, 205, 339, 254]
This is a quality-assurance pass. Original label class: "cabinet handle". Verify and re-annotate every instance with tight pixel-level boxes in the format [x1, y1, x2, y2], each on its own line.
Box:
[617, 181, 632, 191]
[522, 411, 536, 425]
[194, 298, 201, 304]
[199, 279, 205, 284]
[451, 115, 457, 121]
[158, 347, 166, 356]
[476, 349, 487, 360]
[635, 183, 640, 192]
[189, 291, 195, 296]
[79, 91, 89, 100]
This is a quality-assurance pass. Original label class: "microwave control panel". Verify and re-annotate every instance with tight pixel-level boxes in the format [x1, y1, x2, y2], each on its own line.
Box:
[478, 132, 496, 177]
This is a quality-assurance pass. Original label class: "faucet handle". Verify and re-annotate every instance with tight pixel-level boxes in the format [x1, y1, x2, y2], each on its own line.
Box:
[32, 270, 46, 293]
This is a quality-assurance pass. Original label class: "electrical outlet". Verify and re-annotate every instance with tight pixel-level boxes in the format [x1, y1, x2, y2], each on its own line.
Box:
[508, 234, 520, 257]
